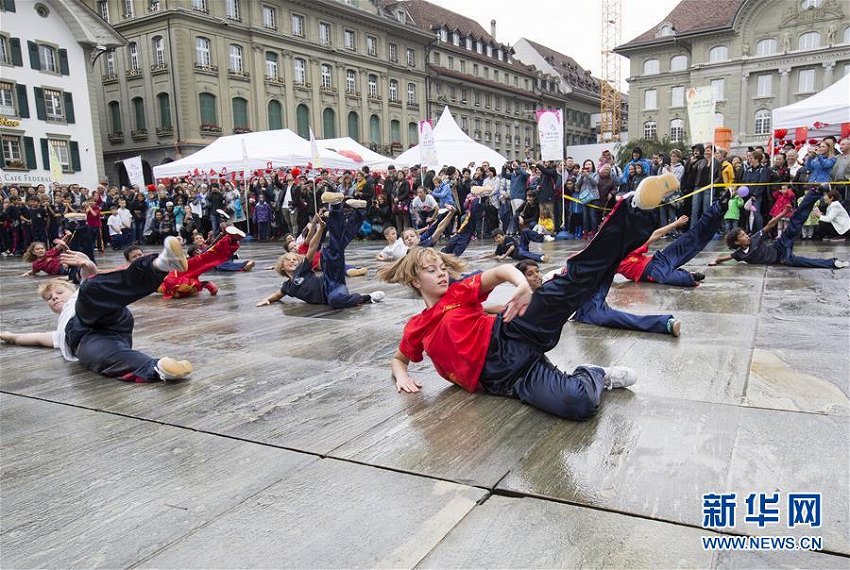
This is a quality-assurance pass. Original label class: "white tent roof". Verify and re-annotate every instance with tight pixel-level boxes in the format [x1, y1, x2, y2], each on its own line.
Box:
[318, 137, 407, 170]
[152, 129, 357, 179]
[395, 107, 508, 169]
[772, 74, 850, 133]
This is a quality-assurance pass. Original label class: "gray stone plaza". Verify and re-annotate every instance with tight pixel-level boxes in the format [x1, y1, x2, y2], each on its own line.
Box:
[1, 237, 848, 568]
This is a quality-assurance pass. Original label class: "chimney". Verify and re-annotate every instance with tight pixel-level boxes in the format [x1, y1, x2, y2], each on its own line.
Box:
[490, 19, 496, 40]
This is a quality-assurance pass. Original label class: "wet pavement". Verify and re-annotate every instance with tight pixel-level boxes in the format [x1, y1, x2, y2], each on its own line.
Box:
[1, 235, 848, 568]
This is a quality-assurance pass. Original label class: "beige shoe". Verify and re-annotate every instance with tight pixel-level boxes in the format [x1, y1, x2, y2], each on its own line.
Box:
[155, 357, 193, 381]
[346, 267, 368, 277]
[471, 185, 493, 196]
[346, 199, 368, 209]
[243, 260, 255, 272]
[632, 172, 680, 210]
[321, 192, 345, 205]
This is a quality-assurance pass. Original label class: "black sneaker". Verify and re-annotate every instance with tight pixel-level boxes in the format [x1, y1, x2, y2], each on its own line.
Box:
[691, 272, 706, 282]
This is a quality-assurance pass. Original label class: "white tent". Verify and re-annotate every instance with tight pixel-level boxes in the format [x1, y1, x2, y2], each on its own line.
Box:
[395, 106, 508, 169]
[772, 74, 850, 136]
[318, 137, 406, 170]
[152, 129, 357, 179]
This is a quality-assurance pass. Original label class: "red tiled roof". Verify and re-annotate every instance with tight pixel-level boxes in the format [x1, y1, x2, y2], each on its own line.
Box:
[617, 0, 744, 50]
[522, 39, 600, 96]
[391, 0, 497, 44]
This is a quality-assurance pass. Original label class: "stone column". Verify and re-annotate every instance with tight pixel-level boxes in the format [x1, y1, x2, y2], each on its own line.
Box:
[738, 72, 749, 140]
[822, 61, 835, 88]
[778, 67, 790, 107]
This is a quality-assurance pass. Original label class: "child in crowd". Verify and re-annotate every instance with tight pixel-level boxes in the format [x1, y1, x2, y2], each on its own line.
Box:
[491, 228, 550, 263]
[770, 185, 797, 237]
[252, 194, 273, 241]
[800, 192, 820, 240]
[376, 175, 678, 420]
[0, 237, 193, 383]
[257, 193, 384, 309]
[376, 226, 408, 261]
[715, 187, 849, 269]
[723, 187, 746, 235]
[107, 208, 123, 250]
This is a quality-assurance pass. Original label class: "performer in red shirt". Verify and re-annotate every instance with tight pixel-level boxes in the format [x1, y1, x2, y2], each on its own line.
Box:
[379, 175, 677, 420]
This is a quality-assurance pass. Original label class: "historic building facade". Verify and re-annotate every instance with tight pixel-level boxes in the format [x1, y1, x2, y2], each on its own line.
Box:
[616, 0, 850, 149]
[397, 0, 564, 160]
[0, 0, 124, 187]
[84, 0, 433, 181]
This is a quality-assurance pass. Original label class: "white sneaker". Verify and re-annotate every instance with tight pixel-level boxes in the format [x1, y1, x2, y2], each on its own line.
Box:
[155, 357, 193, 381]
[225, 225, 246, 238]
[543, 235, 555, 242]
[601, 366, 638, 390]
[834, 259, 849, 269]
[154, 236, 188, 272]
[369, 290, 385, 303]
[216, 208, 231, 220]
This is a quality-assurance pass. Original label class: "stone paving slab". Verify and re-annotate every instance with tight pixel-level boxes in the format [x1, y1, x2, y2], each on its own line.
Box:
[0, 394, 314, 568]
[139, 459, 486, 569]
[497, 392, 850, 554]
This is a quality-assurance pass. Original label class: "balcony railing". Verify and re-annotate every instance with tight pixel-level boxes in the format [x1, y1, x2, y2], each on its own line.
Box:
[228, 69, 250, 80]
[194, 63, 218, 75]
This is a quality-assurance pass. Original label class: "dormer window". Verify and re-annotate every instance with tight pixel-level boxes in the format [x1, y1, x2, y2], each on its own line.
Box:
[439, 28, 448, 42]
[659, 24, 674, 36]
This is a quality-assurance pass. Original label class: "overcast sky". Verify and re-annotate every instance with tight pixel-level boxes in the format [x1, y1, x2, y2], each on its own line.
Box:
[426, 0, 682, 91]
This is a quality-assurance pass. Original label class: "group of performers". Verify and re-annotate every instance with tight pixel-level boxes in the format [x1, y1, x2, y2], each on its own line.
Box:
[2, 173, 846, 420]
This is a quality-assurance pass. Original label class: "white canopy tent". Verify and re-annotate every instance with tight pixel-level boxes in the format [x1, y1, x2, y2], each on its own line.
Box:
[395, 106, 508, 169]
[772, 73, 850, 136]
[317, 137, 406, 170]
[152, 129, 357, 179]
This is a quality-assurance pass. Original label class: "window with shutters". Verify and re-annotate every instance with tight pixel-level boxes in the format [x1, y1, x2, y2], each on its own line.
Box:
[40, 44, 57, 72]
[1, 135, 23, 165]
[323, 108, 335, 138]
[232, 97, 248, 129]
[199, 92, 217, 126]
[157, 93, 171, 129]
[44, 88, 63, 121]
[369, 114, 380, 144]
[0, 82, 14, 115]
[132, 96, 145, 131]
[268, 99, 282, 130]
[348, 111, 359, 140]
[108, 101, 122, 133]
[49, 139, 71, 171]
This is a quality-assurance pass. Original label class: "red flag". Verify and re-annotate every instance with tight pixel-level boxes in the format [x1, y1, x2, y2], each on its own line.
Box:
[794, 127, 808, 142]
[841, 122, 850, 138]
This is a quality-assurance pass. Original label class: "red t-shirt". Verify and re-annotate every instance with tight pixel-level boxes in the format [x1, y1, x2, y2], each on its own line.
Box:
[86, 206, 102, 228]
[399, 273, 495, 392]
[32, 247, 63, 275]
[295, 242, 322, 271]
[616, 243, 653, 282]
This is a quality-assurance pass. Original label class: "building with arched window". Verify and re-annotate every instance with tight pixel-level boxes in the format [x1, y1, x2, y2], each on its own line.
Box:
[0, 0, 123, 187]
[616, 0, 850, 150]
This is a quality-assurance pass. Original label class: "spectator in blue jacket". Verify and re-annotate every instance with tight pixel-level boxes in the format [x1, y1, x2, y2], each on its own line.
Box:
[804, 141, 838, 184]
[621, 147, 652, 186]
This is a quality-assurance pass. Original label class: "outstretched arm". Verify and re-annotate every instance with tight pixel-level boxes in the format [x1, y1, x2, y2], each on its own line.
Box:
[0, 331, 55, 347]
[710, 254, 734, 265]
[762, 205, 792, 233]
[496, 244, 516, 260]
[256, 290, 285, 306]
[60, 251, 98, 281]
[646, 215, 689, 246]
[391, 350, 421, 393]
[304, 217, 326, 262]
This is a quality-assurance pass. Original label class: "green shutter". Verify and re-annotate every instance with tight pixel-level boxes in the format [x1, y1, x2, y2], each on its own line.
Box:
[199, 93, 216, 125]
[63, 92, 74, 123]
[158, 93, 172, 128]
[9, 38, 22, 66]
[0, 146, 4, 168]
[3, 0, 16, 13]
[23, 136, 36, 169]
[58, 49, 69, 75]
[69, 141, 81, 172]
[33, 86, 45, 120]
[40, 138, 49, 170]
[268, 100, 282, 130]
[27, 40, 39, 69]
[15, 83, 28, 117]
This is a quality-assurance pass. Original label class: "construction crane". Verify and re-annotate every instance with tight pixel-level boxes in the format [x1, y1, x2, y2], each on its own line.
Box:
[599, 0, 622, 142]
